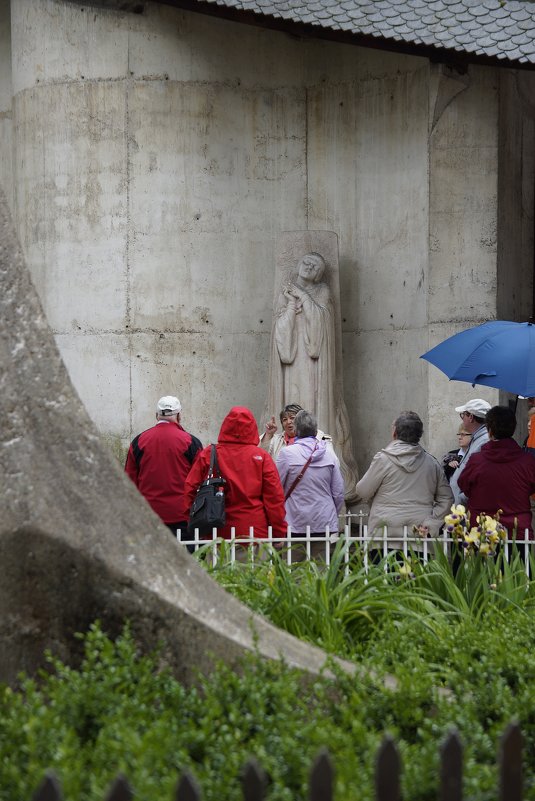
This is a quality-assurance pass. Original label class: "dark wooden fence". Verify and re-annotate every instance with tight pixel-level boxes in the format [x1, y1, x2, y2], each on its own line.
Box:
[31, 723, 522, 801]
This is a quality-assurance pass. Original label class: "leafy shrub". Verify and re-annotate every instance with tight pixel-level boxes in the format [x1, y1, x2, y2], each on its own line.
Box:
[3, 545, 535, 801]
[2, 611, 535, 801]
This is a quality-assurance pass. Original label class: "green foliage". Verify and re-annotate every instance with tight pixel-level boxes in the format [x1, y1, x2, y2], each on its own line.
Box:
[2, 616, 535, 801]
[3, 545, 535, 800]
[208, 542, 535, 652]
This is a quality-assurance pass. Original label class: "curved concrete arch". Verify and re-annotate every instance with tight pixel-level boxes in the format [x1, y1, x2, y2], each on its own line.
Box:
[0, 189, 353, 685]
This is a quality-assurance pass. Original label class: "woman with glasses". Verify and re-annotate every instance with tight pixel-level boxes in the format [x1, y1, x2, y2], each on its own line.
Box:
[442, 426, 472, 481]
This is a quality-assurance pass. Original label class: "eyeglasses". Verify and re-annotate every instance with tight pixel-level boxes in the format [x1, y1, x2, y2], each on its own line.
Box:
[459, 412, 471, 419]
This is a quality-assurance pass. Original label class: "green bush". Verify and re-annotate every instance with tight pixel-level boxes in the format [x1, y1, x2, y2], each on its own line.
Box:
[2, 611, 535, 801]
[2, 546, 535, 801]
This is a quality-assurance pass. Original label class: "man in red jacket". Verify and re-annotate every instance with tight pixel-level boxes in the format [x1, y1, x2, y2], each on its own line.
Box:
[458, 405, 535, 538]
[125, 396, 202, 547]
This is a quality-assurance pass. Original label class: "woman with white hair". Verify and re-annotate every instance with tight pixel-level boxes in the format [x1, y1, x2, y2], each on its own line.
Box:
[276, 409, 344, 560]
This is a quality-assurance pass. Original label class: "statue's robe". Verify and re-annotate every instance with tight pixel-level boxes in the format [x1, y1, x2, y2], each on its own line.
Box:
[271, 280, 335, 437]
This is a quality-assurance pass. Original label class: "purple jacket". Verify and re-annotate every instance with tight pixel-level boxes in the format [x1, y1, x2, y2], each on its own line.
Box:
[276, 437, 345, 532]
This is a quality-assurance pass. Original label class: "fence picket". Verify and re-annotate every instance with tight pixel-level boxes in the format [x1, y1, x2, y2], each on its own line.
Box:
[440, 729, 463, 801]
[499, 722, 522, 801]
[26, 722, 527, 801]
[177, 517, 535, 577]
[309, 748, 333, 801]
[32, 772, 62, 801]
[175, 770, 202, 801]
[375, 736, 400, 801]
[104, 775, 133, 801]
[242, 758, 266, 801]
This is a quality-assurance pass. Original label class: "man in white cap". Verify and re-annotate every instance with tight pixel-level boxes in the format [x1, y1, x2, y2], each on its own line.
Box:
[450, 398, 492, 504]
[125, 396, 202, 547]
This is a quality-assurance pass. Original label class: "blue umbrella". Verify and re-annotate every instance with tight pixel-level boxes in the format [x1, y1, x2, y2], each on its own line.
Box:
[420, 320, 535, 397]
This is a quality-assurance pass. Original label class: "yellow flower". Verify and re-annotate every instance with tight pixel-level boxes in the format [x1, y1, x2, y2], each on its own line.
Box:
[479, 542, 490, 555]
[451, 504, 466, 516]
[466, 528, 480, 544]
[398, 562, 413, 578]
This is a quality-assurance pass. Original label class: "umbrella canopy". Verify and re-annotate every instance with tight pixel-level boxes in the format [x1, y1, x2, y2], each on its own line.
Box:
[420, 321, 535, 397]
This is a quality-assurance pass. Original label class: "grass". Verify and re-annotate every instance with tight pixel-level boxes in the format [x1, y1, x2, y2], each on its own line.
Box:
[206, 540, 535, 657]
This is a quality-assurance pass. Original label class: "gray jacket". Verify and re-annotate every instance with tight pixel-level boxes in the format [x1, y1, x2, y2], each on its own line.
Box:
[450, 424, 489, 504]
[355, 439, 453, 547]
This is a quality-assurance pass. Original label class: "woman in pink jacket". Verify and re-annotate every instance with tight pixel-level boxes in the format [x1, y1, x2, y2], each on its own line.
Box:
[276, 410, 344, 560]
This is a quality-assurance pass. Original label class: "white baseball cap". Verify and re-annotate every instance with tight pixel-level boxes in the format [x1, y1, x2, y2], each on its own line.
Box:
[454, 398, 491, 417]
[157, 396, 182, 415]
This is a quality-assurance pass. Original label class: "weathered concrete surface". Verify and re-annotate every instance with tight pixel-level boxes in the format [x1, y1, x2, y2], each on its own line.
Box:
[0, 188, 353, 685]
[3, 0, 535, 479]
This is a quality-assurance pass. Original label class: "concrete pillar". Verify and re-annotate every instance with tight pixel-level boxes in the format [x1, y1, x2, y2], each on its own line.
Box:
[427, 65, 501, 454]
[0, 0, 12, 212]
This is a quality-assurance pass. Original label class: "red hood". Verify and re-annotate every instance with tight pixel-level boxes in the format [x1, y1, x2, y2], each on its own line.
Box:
[218, 406, 259, 445]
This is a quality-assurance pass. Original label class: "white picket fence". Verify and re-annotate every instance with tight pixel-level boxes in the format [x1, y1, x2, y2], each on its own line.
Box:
[175, 511, 534, 574]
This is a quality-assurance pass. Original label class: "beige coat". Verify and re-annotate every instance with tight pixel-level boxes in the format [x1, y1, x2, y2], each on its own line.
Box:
[355, 439, 453, 548]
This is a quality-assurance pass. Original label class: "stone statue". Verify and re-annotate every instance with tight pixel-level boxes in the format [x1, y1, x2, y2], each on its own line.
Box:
[266, 232, 359, 503]
[274, 252, 335, 427]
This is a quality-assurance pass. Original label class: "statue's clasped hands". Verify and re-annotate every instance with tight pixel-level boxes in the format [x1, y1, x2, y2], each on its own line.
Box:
[283, 283, 303, 313]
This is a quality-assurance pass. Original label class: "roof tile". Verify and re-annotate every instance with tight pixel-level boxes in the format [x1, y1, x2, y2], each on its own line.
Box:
[489, 6, 511, 20]
[201, 0, 535, 66]
[510, 8, 531, 22]
[490, 27, 514, 42]
[399, 9, 420, 22]
[500, 38, 521, 51]
[512, 31, 534, 46]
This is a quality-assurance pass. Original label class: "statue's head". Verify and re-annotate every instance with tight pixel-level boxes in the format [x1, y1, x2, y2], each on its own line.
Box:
[297, 252, 326, 283]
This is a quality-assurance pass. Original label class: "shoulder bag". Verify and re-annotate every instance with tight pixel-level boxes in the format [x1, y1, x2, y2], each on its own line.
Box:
[187, 445, 226, 535]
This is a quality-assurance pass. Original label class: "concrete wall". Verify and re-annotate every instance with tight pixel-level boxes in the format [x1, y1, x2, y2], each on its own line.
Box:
[427, 65, 501, 451]
[497, 70, 535, 325]
[3, 0, 534, 476]
[0, 0, 12, 212]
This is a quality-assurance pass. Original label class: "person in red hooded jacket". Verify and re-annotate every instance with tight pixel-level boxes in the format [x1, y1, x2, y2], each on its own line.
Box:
[184, 406, 287, 541]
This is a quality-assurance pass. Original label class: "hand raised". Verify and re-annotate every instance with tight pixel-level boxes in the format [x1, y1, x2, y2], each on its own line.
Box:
[265, 416, 278, 437]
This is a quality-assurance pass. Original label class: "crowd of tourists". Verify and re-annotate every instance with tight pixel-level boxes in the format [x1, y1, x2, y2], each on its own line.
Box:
[124, 394, 535, 555]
